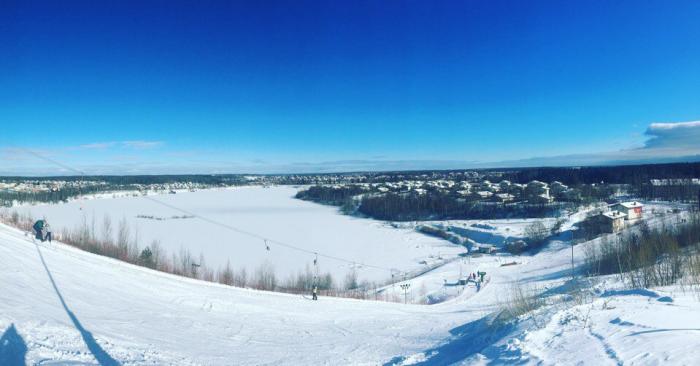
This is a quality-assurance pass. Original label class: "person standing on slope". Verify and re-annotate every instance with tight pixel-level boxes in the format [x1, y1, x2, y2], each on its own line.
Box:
[312, 285, 318, 301]
[44, 222, 52, 243]
[32, 219, 52, 243]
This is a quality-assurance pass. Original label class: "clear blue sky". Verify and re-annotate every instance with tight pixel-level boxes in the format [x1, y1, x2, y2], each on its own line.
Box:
[2, 1, 700, 174]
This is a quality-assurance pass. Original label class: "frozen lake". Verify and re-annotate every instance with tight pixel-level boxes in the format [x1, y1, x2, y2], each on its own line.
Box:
[15, 186, 463, 282]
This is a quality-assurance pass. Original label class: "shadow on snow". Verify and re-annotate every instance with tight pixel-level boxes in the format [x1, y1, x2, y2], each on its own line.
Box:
[0, 324, 28, 366]
[35, 243, 121, 366]
[383, 314, 523, 366]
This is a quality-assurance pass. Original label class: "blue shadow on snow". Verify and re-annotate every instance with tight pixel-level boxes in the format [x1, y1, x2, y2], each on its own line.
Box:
[35, 244, 121, 366]
[383, 314, 524, 366]
[0, 324, 28, 366]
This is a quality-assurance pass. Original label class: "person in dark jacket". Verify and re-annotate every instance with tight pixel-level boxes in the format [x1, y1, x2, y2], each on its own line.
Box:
[32, 220, 52, 242]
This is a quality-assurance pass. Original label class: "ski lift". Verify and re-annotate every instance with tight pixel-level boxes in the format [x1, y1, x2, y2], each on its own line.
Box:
[313, 252, 318, 266]
[264, 239, 270, 251]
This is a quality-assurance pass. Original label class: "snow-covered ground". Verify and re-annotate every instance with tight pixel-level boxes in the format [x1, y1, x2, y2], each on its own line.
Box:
[412, 201, 681, 251]
[2, 202, 699, 365]
[0, 222, 474, 365]
[11, 186, 463, 282]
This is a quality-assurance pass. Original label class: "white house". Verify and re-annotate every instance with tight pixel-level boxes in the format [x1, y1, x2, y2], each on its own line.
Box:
[611, 201, 643, 221]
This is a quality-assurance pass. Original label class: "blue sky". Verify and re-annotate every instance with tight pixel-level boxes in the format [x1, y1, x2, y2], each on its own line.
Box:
[2, 1, 700, 174]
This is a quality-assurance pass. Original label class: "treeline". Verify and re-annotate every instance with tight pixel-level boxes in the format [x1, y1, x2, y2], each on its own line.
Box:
[640, 184, 700, 203]
[0, 186, 104, 205]
[295, 185, 367, 205]
[500, 162, 700, 186]
[584, 213, 700, 289]
[358, 193, 565, 221]
[297, 186, 566, 221]
[0, 210, 400, 301]
[0, 175, 251, 205]
[0, 174, 248, 186]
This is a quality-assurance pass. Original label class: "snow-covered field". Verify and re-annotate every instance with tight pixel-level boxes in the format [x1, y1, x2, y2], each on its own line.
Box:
[2, 204, 699, 365]
[12, 186, 463, 282]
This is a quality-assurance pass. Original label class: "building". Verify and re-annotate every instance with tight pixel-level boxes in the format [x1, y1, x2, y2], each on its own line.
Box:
[550, 181, 569, 197]
[493, 193, 515, 203]
[473, 191, 493, 199]
[595, 210, 627, 233]
[476, 244, 496, 254]
[525, 181, 551, 203]
[529, 194, 553, 204]
[611, 201, 643, 221]
[498, 180, 512, 191]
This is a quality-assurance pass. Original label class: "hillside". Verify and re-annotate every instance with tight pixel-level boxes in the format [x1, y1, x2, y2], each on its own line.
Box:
[2, 211, 700, 365]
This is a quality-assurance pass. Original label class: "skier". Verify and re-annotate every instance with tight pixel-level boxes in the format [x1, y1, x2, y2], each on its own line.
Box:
[44, 222, 52, 243]
[312, 285, 318, 301]
[32, 220, 52, 243]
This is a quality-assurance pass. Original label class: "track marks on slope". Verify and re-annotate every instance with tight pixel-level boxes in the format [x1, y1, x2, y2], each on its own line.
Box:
[588, 327, 623, 366]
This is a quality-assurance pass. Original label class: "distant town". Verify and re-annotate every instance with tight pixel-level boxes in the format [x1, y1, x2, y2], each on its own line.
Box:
[2, 163, 700, 212]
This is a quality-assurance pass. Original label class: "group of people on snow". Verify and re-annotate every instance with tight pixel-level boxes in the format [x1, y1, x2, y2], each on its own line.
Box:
[32, 219, 52, 243]
[466, 271, 487, 291]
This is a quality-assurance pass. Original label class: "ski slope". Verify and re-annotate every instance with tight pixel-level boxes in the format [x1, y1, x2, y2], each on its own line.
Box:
[0, 222, 478, 365]
[2, 204, 700, 365]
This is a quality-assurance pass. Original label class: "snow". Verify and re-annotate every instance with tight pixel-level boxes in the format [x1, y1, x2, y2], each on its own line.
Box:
[0, 223, 471, 365]
[2, 198, 699, 365]
[521, 285, 700, 365]
[12, 186, 463, 282]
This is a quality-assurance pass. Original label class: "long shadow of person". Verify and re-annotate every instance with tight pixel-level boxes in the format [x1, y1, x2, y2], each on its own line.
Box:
[0, 324, 28, 366]
[35, 243, 121, 366]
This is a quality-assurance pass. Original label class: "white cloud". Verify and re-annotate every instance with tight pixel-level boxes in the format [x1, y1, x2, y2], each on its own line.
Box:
[489, 120, 700, 168]
[79, 142, 117, 149]
[644, 120, 700, 149]
[75, 140, 164, 150]
[120, 140, 164, 149]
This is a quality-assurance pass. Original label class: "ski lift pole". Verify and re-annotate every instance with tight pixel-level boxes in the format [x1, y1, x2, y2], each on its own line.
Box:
[400, 283, 411, 304]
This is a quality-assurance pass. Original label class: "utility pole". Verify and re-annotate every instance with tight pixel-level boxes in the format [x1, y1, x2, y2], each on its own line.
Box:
[400, 283, 411, 304]
[571, 236, 575, 281]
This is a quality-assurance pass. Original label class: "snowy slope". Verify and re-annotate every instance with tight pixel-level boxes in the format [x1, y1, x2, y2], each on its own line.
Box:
[0, 222, 476, 365]
[2, 205, 700, 365]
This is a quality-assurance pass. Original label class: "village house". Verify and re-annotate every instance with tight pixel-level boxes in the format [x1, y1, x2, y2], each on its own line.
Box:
[611, 201, 643, 221]
[599, 210, 627, 233]
[493, 193, 515, 203]
[476, 244, 497, 254]
[525, 181, 551, 203]
[550, 181, 569, 197]
[472, 191, 493, 199]
[591, 201, 644, 233]
[498, 180, 512, 191]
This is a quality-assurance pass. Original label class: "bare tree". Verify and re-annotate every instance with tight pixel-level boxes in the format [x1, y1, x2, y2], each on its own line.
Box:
[525, 221, 549, 246]
[219, 260, 234, 285]
[101, 215, 113, 248]
[253, 261, 276, 290]
[344, 268, 358, 290]
[117, 216, 130, 260]
[233, 267, 248, 287]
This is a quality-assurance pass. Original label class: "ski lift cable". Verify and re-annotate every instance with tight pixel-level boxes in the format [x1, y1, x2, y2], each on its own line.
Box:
[19, 147, 396, 274]
[16, 147, 86, 207]
[21, 148, 394, 273]
[19, 148, 86, 176]
[141, 195, 393, 272]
